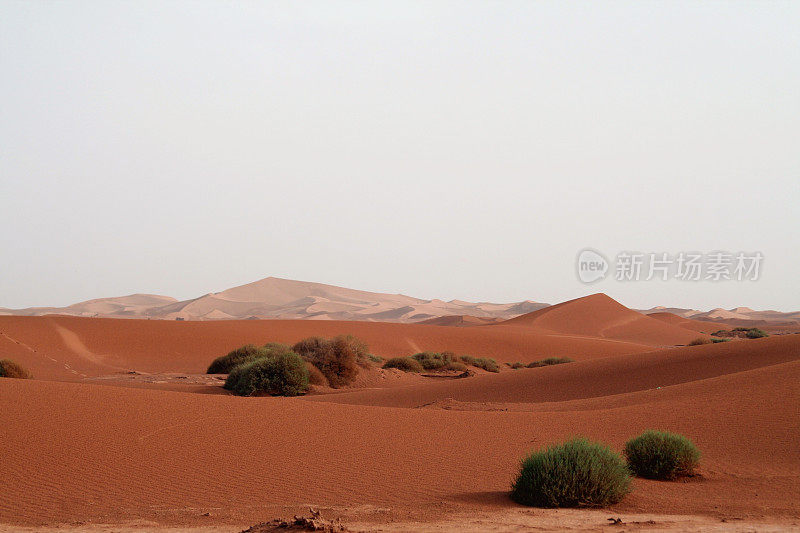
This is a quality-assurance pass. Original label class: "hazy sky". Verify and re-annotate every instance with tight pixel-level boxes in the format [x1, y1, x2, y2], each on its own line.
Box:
[1, 1, 798, 311]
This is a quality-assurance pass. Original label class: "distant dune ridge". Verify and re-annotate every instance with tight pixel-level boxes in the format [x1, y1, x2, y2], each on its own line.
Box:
[0, 276, 548, 322]
[2, 276, 797, 326]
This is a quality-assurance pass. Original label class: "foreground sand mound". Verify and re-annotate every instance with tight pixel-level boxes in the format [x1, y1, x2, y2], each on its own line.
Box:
[1, 354, 798, 527]
[501, 294, 705, 345]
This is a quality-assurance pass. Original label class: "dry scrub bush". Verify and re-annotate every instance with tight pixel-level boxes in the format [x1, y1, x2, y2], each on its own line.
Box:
[511, 438, 631, 507]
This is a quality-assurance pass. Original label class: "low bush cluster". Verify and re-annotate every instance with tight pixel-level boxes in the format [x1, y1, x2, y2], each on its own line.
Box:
[511, 430, 701, 508]
[526, 357, 574, 368]
[383, 357, 423, 372]
[224, 352, 309, 396]
[712, 328, 769, 339]
[292, 335, 366, 388]
[209, 334, 372, 394]
[687, 337, 711, 346]
[623, 430, 700, 480]
[0, 359, 33, 379]
[460, 355, 500, 373]
[207, 343, 291, 374]
[511, 438, 631, 507]
[744, 328, 769, 339]
[412, 351, 466, 371]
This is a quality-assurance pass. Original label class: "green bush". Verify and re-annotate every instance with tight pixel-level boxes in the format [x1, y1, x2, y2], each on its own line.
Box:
[624, 430, 700, 480]
[745, 328, 768, 339]
[291, 335, 365, 388]
[460, 355, 499, 373]
[711, 338, 729, 343]
[687, 337, 711, 346]
[368, 354, 384, 364]
[0, 359, 33, 379]
[507, 361, 526, 369]
[383, 357, 424, 372]
[511, 438, 631, 507]
[527, 357, 574, 368]
[411, 351, 466, 371]
[224, 352, 309, 396]
[207, 343, 290, 374]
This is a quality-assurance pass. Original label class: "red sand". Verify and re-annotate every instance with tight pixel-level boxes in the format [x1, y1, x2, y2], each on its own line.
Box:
[0, 293, 798, 530]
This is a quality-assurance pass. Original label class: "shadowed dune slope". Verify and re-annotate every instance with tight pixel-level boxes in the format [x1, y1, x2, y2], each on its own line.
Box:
[0, 315, 657, 381]
[309, 335, 800, 407]
[1, 357, 798, 526]
[501, 293, 705, 345]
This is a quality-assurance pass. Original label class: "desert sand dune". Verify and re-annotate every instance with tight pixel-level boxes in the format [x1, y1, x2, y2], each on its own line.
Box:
[0, 277, 549, 323]
[1, 351, 797, 527]
[500, 293, 704, 345]
[0, 312, 663, 381]
[646, 311, 731, 333]
[308, 335, 800, 408]
[1, 295, 798, 530]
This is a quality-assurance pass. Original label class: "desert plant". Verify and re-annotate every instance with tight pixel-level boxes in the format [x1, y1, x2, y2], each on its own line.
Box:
[527, 357, 573, 368]
[460, 355, 499, 373]
[745, 328, 768, 339]
[207, 344, 279, 374]
[508, 361, 526, 369]
[624, 430, 700, 480]
[411, 351, 466, 371]
[292, 335, 365, 387]
[305, 362, 329, 386]
[511, 438, 631, 507]
[687, 337, 711, 346]
[383, 357, 424, 372]
[710, 338, 729, 343]
[367, 354, 384, 364]
[224, 352, 309, 396]
[0, 359, 33, 379]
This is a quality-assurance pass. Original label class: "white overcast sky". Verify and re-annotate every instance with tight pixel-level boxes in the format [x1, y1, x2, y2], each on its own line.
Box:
[1, 1, 798, 311]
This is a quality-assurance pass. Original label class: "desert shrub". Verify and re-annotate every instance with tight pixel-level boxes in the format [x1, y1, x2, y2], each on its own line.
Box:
[511, 438, 631, 508]
[447, 360, 467, 372]
[383, 357, 423, 372]
[508, 361, 526, 369]
[207, 344, 269, 374]
[745, 328, 768, 339]
[624, 430, 700, 480]
[687, 337, 711, 346]
[292, 335, 364, 388]
[263, 341, 292, 352]
[368, 354, 384, 363]
[411, 351, 466, 371]
[732, 327, 749, 332]
[527, 357, 573, 368]
[711, 338, 729, 343]
[224, 352, 309, 396]
[460, 355, 499, 373]
[0, 359, 33, 379]
[305, 362, 329, 386]
[291, 336, 329, 359]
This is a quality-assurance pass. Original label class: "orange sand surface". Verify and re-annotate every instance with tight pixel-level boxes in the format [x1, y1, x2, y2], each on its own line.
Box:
[1, 294, 798, 530]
